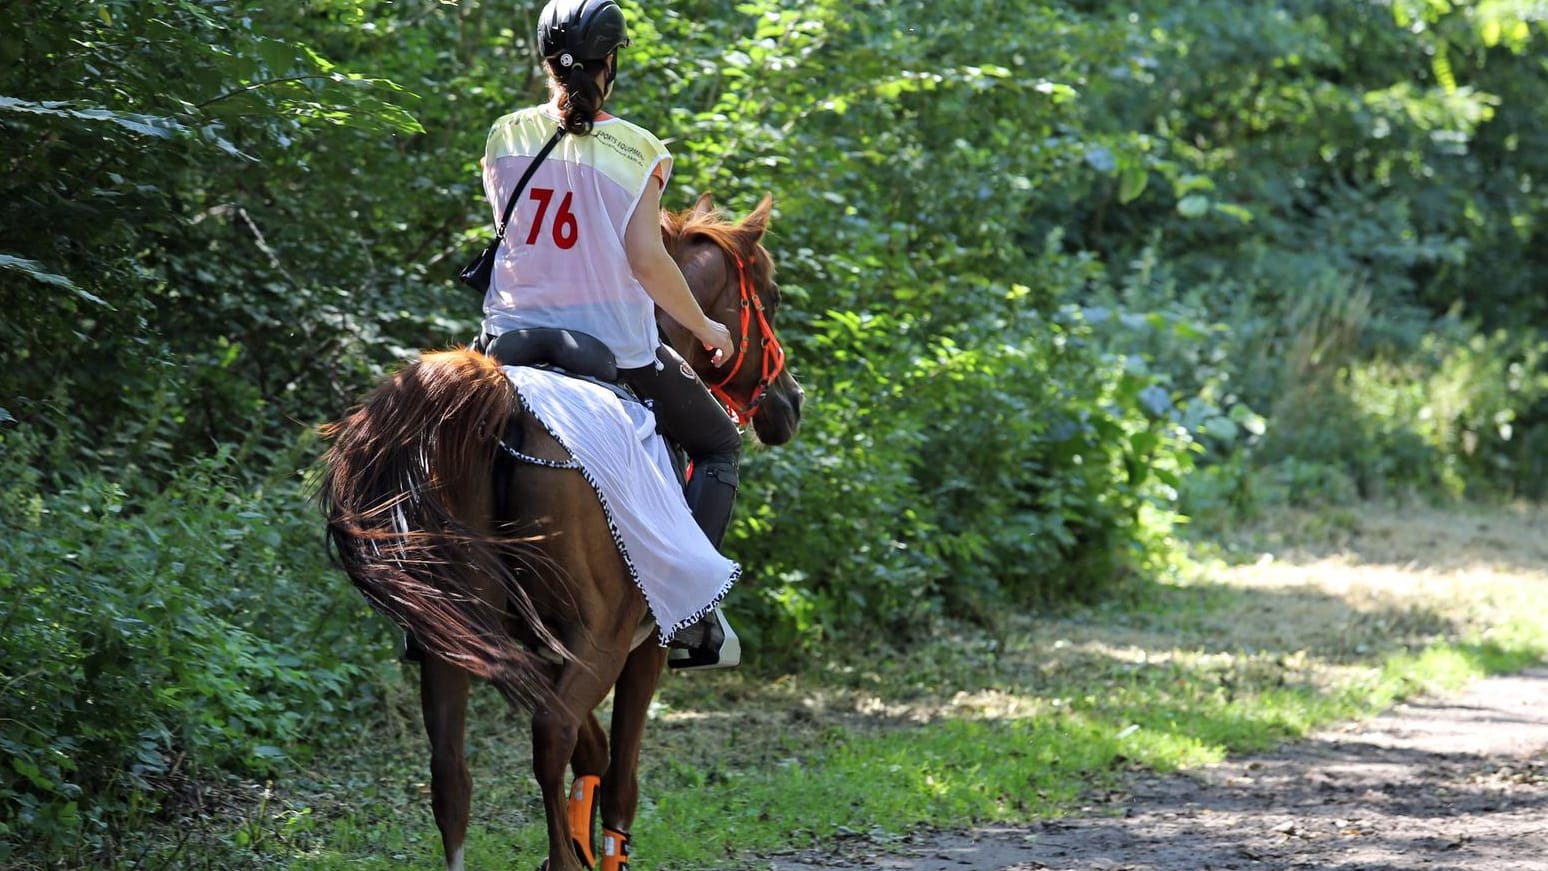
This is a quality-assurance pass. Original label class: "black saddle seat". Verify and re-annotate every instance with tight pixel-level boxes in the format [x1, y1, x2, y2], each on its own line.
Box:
[483, 328, 619, 382]
[478, 326, 690, 524]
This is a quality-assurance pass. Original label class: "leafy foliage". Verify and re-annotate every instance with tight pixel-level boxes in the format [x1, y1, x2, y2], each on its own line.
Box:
[5, 0, 1548, 862]
[0, 430, 388, 864]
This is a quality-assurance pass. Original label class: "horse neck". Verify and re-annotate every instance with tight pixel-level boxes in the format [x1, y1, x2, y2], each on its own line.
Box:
[666, 237, 742, 333]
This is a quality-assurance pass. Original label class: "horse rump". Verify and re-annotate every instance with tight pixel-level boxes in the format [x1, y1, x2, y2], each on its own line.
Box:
[317, 348, 562, 707]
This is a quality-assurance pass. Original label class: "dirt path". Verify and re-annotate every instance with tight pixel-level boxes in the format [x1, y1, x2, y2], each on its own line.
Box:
[767, 667, 1548, 871]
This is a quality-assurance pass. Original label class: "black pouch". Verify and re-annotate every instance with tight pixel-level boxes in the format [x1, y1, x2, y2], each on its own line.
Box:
[458, 244, 497, 294]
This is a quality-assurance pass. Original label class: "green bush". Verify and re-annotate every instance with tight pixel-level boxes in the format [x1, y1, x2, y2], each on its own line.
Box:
[728, 237, 1203, 649]
[0, 429, 386, 865]
[1251, 315, 1548, 505]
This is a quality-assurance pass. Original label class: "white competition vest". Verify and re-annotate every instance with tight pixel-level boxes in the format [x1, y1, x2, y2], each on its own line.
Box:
[479, 106, 672, 369]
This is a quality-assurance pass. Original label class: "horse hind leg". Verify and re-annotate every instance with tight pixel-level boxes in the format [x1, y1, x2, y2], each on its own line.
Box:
[533, 654, 628, 871]
[421, 655, 474, 871]
[565, 713, 609, 867]
[599, 643, 669, 868]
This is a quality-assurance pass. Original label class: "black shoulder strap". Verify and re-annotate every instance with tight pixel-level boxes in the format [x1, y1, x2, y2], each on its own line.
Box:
[494, 127, 567, 241]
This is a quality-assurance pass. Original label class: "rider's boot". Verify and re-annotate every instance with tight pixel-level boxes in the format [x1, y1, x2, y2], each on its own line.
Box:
[669, 460, 742, 671]
[685, 458, 739, 549]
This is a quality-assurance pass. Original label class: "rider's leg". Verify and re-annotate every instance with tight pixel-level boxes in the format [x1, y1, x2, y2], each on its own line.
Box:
[668, 458, 742, 669]
[620, 345, 744, 670]
[620, 345, 744, 545]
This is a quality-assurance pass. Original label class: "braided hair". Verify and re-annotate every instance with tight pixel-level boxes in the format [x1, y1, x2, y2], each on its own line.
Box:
[547, 53, 608, 135]
[536, 0, 630, 135]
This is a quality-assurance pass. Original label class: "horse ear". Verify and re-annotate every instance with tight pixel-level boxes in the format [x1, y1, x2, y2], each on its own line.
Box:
[738, 194, 774, 242]
[688, 191, 716, 221]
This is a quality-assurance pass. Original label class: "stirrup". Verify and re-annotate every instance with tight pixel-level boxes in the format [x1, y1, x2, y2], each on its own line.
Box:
[667, 609, 741, 671]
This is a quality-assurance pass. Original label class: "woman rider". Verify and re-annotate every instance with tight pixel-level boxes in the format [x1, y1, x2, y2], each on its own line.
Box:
[478, 0, 742, 669]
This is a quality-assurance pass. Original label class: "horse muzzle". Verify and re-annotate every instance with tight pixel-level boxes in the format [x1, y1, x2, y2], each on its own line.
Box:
[751, 374, 803, 446]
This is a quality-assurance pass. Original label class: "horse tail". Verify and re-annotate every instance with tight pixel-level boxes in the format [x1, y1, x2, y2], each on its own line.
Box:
[318, 348, 559, 708]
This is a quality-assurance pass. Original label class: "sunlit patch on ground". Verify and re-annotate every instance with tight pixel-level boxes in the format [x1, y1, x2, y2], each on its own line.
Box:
[655, 505, 1548, 740]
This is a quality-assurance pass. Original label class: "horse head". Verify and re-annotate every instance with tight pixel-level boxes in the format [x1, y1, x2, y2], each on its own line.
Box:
[660, 193, 804, 446]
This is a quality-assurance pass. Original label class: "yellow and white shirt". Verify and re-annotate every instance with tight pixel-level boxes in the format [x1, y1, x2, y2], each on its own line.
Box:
[479, 106, 672, 369]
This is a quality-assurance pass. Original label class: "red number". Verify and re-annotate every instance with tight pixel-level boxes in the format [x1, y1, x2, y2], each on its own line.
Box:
[525, 187, 579, 250]
[552, 192, 578, 249]
[525, 188, 553, 245]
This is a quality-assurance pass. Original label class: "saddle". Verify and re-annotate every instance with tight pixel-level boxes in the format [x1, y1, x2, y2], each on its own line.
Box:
[483, 328, 617, 381]
[480, 328, 637, 403]
[478, 327, 687, 479]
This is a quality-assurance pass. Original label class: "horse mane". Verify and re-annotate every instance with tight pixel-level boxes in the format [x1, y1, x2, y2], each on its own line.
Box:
[661, 208, 746, 254]
[660, 194, 775, 283]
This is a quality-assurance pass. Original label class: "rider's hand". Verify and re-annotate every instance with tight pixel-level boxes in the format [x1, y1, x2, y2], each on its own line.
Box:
[698, 321, 734, 368]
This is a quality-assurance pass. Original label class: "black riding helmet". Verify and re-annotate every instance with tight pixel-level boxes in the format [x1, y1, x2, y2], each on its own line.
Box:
[537, 0, 630, 65]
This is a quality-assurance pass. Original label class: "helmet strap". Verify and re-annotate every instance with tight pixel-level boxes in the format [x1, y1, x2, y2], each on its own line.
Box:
[602, 52, 618, 101]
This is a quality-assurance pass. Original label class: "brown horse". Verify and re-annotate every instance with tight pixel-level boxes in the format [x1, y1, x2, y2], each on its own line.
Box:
[319, 194, 802, 871]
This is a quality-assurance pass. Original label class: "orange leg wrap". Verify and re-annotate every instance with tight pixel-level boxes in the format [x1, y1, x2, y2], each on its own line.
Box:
[600, 827, 630, 871]
[566, 775, 601, 868]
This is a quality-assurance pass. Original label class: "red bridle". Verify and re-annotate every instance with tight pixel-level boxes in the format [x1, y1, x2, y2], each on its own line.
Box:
[706, 253, 787, 428]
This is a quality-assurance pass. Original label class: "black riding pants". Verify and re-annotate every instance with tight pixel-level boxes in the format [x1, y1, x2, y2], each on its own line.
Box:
[618, 345, 741, 468]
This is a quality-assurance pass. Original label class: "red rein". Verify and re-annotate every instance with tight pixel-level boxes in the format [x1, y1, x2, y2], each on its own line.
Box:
[706, 253, 786, 428]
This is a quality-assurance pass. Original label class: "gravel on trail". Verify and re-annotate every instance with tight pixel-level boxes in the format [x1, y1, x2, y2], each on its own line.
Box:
[765, 667, 1548, 871]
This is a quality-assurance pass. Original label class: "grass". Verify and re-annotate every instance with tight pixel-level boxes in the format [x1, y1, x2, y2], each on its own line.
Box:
[123, 502, 1548, 870]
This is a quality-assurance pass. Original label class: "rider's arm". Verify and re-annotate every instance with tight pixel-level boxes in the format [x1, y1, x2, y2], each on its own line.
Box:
[625, 177, 733, 366]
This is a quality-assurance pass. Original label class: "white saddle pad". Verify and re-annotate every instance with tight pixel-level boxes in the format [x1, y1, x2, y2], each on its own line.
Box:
[503, 365, 739, 644]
